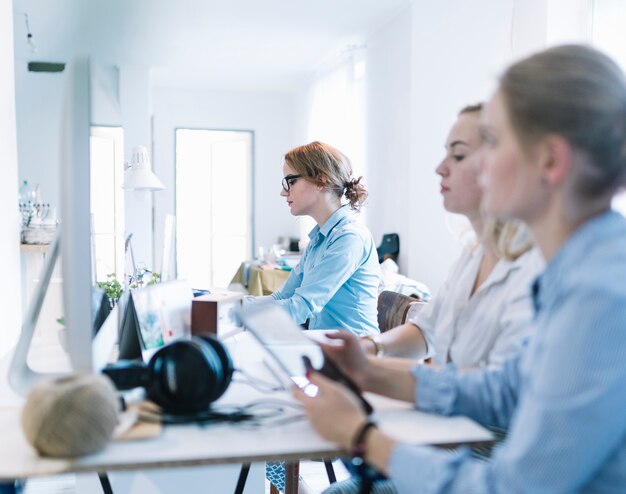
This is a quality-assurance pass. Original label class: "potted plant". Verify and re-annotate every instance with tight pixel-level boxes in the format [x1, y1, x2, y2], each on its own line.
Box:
[98, 273, 123, 307]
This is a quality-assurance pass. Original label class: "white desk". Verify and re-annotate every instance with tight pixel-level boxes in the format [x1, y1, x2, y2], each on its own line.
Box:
[0, 333, 492, 491]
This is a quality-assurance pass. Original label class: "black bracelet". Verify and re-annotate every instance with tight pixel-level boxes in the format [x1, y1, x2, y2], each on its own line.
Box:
[350, 420, 377, 458]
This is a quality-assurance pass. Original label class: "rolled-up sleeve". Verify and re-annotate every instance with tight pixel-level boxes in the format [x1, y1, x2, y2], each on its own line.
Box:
[272, 259, 304, 300]
[412, 355, 521, 429]
[389, 444, 481, 494]
[389, 284, 626, 493]
[271, 232, 365, 325]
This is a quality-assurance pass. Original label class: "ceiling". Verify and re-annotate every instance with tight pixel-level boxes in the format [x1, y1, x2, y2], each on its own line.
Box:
[13, 0, 411, 92]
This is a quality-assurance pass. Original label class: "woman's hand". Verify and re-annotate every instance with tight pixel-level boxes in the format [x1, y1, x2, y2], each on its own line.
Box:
[320, 332, 370, 390]
[293, 371, 368, 450]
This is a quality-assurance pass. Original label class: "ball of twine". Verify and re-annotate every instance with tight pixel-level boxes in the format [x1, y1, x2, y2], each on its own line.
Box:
[21, 373, 119, 458]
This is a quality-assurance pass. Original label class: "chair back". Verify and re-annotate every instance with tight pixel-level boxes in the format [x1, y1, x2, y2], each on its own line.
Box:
[377, 290, 424, 332]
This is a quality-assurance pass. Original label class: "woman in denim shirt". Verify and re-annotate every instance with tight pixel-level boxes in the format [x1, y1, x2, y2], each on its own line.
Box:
[264, 141, 380, 493]
[296, 45, 626, 494]
[267, 141, 380, 337]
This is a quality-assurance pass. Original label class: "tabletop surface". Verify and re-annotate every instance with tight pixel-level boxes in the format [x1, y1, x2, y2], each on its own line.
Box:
[0, 332, 492, 481]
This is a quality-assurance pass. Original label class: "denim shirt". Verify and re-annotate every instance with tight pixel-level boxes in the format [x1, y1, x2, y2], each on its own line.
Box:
[390, 210, 626, 493]
[271, 205, 380, 336]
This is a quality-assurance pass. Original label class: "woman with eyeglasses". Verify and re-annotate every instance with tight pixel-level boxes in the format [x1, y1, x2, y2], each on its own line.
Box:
[295, 45, 626, 493]
[264, 141, 380, 494]
[268, 140, 380, 337]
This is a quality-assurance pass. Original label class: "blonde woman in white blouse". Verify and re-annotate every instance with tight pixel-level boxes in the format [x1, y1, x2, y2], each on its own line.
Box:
[362, 104, 544, 368]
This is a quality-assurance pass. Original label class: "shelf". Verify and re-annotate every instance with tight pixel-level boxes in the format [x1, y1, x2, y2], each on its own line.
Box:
[20, 243, 50, 253]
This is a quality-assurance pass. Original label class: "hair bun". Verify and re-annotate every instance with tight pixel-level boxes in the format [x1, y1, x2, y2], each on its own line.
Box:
[21, 373, 119, 457]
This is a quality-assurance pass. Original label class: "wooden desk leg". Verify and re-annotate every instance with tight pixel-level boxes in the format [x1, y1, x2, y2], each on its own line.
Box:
[234, 463, 250, 494]
[284, 462, 299, 494]
[98, 473, 114, 494]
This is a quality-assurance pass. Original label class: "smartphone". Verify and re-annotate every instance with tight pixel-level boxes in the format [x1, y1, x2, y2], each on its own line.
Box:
[302, 355, 373, 414]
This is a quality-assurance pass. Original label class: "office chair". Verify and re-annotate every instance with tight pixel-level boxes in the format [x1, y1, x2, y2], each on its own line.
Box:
[377, 233, 399, 263]
[377, 290, 424, 332]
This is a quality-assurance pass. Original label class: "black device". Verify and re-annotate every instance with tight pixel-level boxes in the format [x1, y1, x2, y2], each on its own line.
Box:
[103, 333, 233, 415]
[91, 286, 112, 336]
[302, 355, 373, 415]
[117, 293, 143, 360]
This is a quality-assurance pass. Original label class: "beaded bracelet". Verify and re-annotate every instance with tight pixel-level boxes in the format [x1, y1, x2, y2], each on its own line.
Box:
[350, 420, 377, 459]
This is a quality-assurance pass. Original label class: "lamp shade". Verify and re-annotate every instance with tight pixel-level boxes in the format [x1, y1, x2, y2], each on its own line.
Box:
[122, 145, 165, 191]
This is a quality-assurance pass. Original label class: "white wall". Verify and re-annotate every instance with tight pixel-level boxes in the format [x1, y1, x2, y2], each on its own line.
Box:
[14, 64, 66, 210]
[1, 0, 22, 356]
[401, 0, 581, 292]
[119, 66, 154, 267]
[406, 0, 516, 292]
[14, 61, 127, 213]
[11, 0, 595, 297]
[151, 88, 297, 269]
[364, 8, 413, 274]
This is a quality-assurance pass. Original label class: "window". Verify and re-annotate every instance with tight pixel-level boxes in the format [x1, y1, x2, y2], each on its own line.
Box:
[90, 126, 124, 282]
[175, 129, 253, 288]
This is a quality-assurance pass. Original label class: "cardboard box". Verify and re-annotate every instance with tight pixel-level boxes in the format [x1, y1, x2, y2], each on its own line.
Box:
[191, 291, 243, 336]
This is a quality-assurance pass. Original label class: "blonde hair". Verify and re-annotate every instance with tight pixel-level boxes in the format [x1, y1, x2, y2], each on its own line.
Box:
[500, 45, 626, 216]
[284, 141, 368, 211]
[484, 218, 533, 261]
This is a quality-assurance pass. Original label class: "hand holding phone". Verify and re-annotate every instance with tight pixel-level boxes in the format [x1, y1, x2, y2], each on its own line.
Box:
[302, 355, 373, 415]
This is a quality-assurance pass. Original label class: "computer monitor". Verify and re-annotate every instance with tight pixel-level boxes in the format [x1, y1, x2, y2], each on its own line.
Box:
[9, 57, 115, 393]
[59, 56, 93, 372]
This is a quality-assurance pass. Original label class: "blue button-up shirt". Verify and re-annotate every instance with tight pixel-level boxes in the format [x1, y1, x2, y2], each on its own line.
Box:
[271, 206, 380, 336]
[389, 210, 626, 493]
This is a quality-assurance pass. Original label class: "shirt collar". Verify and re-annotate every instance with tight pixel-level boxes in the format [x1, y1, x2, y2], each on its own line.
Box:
[531, 210, 620, 313]
[308, 205, 352, 240]
[468, 243, 532, 294]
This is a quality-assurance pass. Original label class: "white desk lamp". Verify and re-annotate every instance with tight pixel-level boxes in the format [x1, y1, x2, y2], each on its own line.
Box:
[122, 145, 164, 191]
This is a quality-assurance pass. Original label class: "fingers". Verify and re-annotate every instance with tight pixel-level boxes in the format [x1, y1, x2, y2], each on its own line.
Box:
[306, 370, 335, 388]
[319, 341, 344, 355]
[325, 331, 357, 343]
[293, 372, 329, 411]
[292, 384, 309, 404]
[292, 371, 337, 404]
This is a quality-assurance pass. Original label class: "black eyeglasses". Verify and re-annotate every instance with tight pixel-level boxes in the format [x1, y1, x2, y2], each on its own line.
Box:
[281, 174, 303, 192]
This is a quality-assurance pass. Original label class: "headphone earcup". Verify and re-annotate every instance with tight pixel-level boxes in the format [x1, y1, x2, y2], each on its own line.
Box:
[194, 333, 233, 401]
[146, 339, 224, 414]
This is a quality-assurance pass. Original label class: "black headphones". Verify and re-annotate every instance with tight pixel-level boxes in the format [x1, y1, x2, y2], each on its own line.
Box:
[103, 333, 233, 415]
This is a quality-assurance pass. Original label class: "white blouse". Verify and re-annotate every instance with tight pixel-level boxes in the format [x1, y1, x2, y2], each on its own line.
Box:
[408, 245, 545, 368]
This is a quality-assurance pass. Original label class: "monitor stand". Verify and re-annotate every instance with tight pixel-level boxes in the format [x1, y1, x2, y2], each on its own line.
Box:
[9, 232, 120, 395]
[9, 233, 62, 395]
